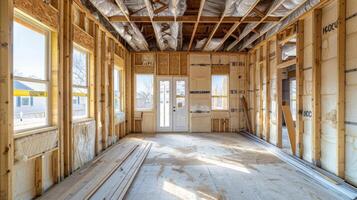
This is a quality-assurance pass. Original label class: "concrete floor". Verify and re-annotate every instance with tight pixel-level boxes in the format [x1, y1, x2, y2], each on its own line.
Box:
[124, 133, 344, 200]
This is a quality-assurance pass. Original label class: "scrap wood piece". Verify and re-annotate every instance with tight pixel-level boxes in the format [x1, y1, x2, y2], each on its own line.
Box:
[282, 105, 296, 155]
[240, 95, 253, 133]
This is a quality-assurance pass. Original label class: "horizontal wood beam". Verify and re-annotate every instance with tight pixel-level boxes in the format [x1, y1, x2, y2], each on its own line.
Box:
[109, 15, 281, 23]
[277, 58, 297, 69]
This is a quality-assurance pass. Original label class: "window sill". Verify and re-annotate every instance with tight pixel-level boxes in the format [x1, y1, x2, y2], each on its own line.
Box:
[72, 117, 95, 124]
[14, 126, 58, 139]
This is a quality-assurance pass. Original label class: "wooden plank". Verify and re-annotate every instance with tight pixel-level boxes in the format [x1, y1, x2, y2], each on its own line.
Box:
[35, 156, 44, 196]
[240, 96, 252, 133]
[187, 0, 206, 51]
[312, 9, 322, 166]
[282, 105, 297, 155]
[0, 1, 14, 199]
[108, 39, 115, 144]
[39, 142, 139, 200]
[296, 20, 304, 158]
[277, 58, 297, 69]
[337, 0, 346, 178]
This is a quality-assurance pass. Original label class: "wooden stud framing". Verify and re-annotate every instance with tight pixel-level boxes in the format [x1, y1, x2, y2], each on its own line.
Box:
[276, 39, 283, 148]
[187, 0, 206, 51]
[265, 41, 271, 142]
[296, 20, 305, 158]
[312, 9, 322, 166]
[0, 1, 14, 199]
[337, 0, 346, 178]
[62, 0, 74, 176]
[101, 31, 108, 149]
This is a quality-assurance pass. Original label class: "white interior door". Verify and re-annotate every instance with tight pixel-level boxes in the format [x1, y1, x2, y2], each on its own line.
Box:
[173, 77, 188, 132]
[156, 77, 188, 132]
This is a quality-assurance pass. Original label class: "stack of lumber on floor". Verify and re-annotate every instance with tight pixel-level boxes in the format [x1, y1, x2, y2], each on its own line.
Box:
[38, 139, 152, 200]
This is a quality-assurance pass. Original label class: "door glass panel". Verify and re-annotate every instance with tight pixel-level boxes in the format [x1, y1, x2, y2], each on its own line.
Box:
[176, 81, 185, 109]
[176, 81, 185, 96]
[159, 80, 170, 128]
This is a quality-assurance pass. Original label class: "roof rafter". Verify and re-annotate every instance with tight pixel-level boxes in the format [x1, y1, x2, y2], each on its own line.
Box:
[144, 0, 167, 50]
[212, 0, 261, 51]
[226, 0, 286, 51]
[187, 0, 206, 51]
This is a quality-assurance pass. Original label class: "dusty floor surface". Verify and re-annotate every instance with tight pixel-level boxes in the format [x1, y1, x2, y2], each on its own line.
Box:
[124, 133, 344, 200]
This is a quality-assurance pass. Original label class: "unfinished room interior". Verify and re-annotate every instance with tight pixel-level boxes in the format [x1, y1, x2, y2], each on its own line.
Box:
[1, 0, 357, 199]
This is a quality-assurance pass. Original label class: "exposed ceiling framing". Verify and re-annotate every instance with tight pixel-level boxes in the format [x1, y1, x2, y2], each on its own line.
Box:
[83, 0, 321, 52]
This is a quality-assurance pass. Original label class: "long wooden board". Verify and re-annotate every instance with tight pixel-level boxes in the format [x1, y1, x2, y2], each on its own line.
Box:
[282, 105, 296, 155]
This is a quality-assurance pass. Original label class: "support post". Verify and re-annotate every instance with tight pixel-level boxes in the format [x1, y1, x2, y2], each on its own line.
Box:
[312, 9, 322, 166]
[0, 0, 14, 199]
[296, 20, 305, 158]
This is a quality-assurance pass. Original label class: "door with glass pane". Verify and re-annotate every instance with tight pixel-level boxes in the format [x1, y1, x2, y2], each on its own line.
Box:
[156, 77, 188, 132]
[173, 77, 188, 132]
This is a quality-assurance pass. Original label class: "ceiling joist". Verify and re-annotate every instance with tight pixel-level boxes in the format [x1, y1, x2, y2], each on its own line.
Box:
[188, 0, 206, 51]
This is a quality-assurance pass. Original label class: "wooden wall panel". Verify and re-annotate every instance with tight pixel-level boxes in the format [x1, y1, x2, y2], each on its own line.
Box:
[169, 53, 180, 75]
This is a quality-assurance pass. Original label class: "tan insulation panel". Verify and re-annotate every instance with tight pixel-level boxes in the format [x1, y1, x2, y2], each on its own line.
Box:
[14, 129, 58, 161]
[320, 2, 338, 174]
[212, 55, 230, 65]
[142, 112, 155, 133]
[189, 54, 211, 65]
[191, 113, 211, 132]
[345, 0, 357, 186]
[73, 120, 96, 170]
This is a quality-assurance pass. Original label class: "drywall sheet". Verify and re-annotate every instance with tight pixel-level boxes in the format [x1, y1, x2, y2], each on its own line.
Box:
[345, 0, 357, 186]
[14, 129, 58, 161]
[73, 120, 96, 170]
[302, 13, 313, 163]
[320, 2, 338, 174]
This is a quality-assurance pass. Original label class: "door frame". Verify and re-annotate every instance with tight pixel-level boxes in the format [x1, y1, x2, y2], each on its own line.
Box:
[156, 76, 189, 132]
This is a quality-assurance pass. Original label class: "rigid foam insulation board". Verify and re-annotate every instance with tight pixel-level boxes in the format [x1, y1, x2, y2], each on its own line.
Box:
[14, 129, 58, 161]
[249, 64, 255, 130]
[269, 40, 278, 145]
[190, 54, 211, 132]
[255, 59, 261, 135]
[14, 153, 54, 200]
[261, 61, 267, 140]
[303, 13, 314, 163]
[320, 1, 338, 174]
[73, 120, 96, 170]
[345, 0, 357, 187]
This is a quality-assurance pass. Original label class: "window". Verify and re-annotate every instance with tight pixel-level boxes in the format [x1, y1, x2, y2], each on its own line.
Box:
[211, 75, 228, 110]
[72, 47, 89, 119]
[114, 68, 122, 113]
[13, 18, 50, 131]
[135, 74, 154, 111]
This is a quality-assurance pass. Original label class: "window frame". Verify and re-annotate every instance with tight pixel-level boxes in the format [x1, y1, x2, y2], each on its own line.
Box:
[135, 74, 154, 112]
[13, 13, 52, 133]
[211, 75, 229, 111]
[72, 44, 90, 120]
[114, 67, 123, 113]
